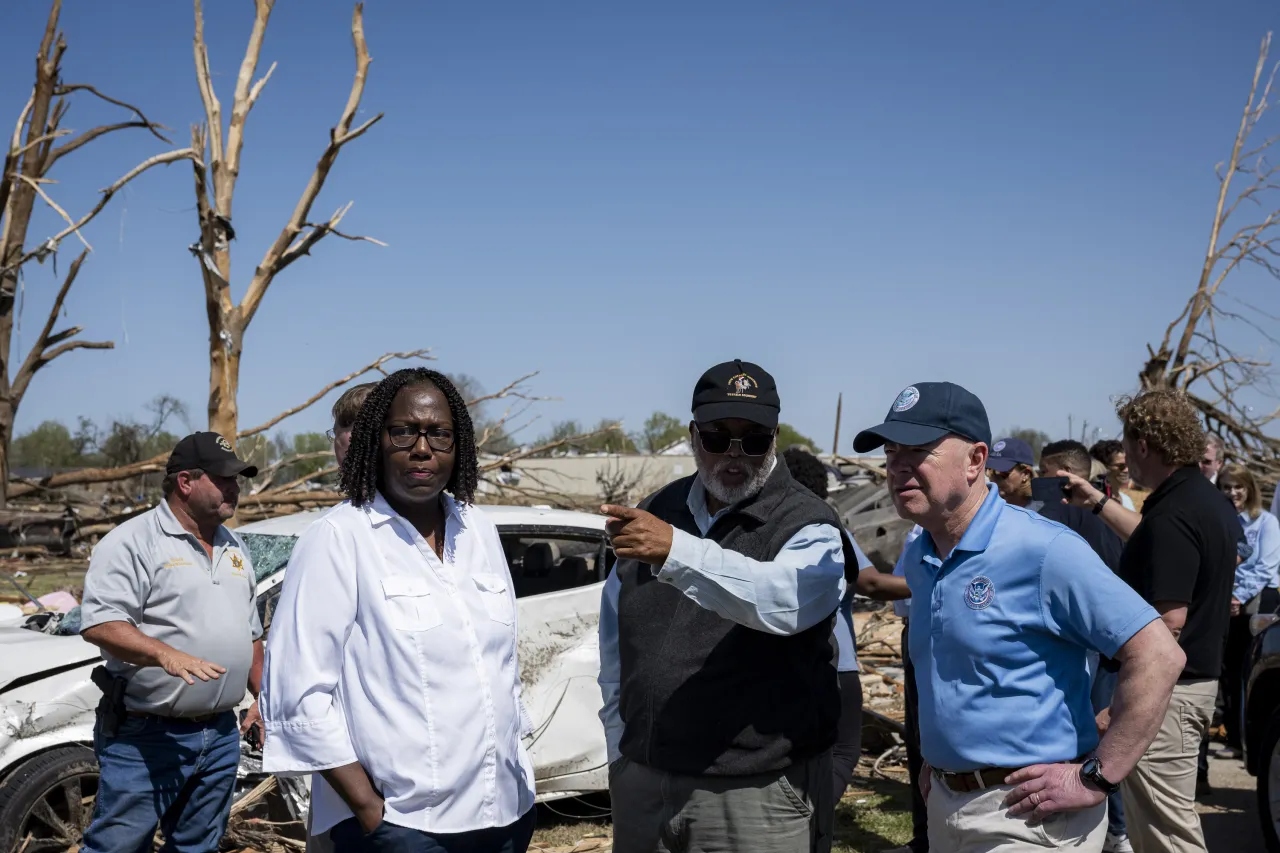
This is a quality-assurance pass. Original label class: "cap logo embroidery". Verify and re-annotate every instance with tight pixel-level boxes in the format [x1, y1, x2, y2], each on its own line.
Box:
[215, 436, 233, 452]
[892, 386, 920, 413]
[965, 575, 995, 610]
[726, 373, 758, 399]
[993, 440, 1007, 452]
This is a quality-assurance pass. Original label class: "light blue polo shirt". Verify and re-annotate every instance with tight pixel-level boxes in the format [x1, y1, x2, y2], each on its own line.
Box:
[905, 484, 1159, 771]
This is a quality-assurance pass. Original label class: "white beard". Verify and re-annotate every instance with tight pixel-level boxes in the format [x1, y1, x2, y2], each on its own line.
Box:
[696, 447, 777, 506]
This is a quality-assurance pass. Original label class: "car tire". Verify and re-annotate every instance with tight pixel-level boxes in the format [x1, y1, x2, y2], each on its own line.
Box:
[0, 746, 99, 853]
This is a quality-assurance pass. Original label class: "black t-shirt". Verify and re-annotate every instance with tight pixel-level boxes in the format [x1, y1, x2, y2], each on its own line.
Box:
[1118, 466, 1242, 679]
[1032, 500, 1124, 573]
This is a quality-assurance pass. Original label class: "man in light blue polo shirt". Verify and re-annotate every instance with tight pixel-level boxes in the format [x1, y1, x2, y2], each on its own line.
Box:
[854, 382, 1186, 853]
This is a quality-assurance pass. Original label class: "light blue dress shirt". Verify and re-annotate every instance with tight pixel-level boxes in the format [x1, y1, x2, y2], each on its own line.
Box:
[597, 469, 847, 763]
[904, 484, 1159, 771]
[834, 533, 874, 673]
[1236, 510, 1280, 604]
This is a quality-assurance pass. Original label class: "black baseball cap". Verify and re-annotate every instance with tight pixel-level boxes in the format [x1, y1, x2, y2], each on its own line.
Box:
[986, 437, 1036, 472]
[691, 359, 780, 429]
[166, 432, 259, 478]
[853, 382, 991, 453]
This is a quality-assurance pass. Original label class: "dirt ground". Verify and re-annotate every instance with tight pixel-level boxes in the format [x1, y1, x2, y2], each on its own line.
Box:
[1200, 755, 1266, 851]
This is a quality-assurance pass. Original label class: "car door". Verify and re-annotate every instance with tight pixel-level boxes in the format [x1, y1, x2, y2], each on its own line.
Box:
[500, 525, 612, 788]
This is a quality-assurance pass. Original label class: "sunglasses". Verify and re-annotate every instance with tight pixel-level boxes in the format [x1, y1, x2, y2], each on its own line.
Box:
[386, 425, 456, 452]
[696, 427, 774, 456]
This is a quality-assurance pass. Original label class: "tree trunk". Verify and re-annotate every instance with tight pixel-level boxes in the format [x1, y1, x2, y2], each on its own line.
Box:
[0, 398, 15, 509]
[207, 313, 243, 444]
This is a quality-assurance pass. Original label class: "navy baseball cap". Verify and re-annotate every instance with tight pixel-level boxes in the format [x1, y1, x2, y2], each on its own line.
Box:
[853, 382, 992, 453]
[986, 437, 1036, 472]
[166, 432, 259, 478]
[692, 359, 780, 428]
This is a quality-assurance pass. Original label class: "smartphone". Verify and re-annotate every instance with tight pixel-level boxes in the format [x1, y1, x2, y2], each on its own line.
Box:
[1090, 475, 1113, 499]
[1030, 476, 1071, 503]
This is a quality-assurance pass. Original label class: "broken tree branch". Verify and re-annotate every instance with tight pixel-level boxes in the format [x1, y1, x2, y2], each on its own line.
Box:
[239, 349, 433, 439]
[1, 148, 197, 278]
[241, 2, 382, 327]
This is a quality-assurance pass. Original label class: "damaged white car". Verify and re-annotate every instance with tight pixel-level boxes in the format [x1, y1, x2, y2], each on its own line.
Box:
[0, 506, 611, 852]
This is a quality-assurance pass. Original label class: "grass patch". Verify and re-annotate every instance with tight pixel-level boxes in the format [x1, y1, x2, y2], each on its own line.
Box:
[834, 772, 914, 852]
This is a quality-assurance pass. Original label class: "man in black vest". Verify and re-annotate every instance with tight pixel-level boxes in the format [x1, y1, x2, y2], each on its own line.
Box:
[597, 360, 847, 853]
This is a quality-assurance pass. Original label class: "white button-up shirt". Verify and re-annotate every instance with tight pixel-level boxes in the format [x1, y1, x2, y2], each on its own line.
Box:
[260, 493, 535, 835]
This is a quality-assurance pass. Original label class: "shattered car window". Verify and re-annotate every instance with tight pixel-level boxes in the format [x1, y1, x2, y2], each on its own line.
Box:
[242, 533, 298, 583]
[501, 532, 610, 598]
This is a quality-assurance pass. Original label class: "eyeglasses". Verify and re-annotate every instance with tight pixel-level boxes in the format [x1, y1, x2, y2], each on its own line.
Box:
[696, 426, 774, 457]
[386, 425, 455, 452]
[325, 429, 336, 443]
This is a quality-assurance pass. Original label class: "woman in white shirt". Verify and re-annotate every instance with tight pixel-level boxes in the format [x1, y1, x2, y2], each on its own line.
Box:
[1216, 463, 1280, 758]
[261, 369, 536, 853]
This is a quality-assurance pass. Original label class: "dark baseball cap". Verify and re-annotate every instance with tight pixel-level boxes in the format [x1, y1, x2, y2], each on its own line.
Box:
[986, 437, 1036, 472]
[853, 382, 991, 453]
[166, 432, 259, 478]
[692, 359, 780, 429]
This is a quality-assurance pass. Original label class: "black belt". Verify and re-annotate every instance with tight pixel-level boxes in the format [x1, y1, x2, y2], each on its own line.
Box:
[126, 710, 225, 724]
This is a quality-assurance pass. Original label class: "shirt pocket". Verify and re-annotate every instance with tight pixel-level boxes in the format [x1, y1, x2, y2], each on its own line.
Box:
[473, 573, 515, 625]
[381, 576, 443, 632]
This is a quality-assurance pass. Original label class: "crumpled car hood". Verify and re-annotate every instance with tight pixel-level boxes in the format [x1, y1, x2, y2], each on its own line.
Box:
[0, 626, 99, 691]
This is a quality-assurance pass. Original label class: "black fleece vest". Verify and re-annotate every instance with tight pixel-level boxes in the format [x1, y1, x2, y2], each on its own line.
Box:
[616, 462, 844, 776]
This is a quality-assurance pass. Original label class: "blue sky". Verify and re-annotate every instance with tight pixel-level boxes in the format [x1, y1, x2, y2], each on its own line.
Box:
[5, 1, 1279, 451]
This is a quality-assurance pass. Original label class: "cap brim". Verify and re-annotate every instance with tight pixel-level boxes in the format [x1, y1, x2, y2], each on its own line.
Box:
[985, 457, 1018, 473]
[206, 459, 259, 478]
[852, 421, 949, 453]
[693, 401, 779, 429]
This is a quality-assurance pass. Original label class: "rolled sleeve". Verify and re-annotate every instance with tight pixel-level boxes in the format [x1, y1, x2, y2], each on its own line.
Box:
[656, 522, 846, 635]
[597, 567, 624, 763]
[1040, 530, 1159, 658]
[80, 534, 147, 631]
[260, 519, 359, 775]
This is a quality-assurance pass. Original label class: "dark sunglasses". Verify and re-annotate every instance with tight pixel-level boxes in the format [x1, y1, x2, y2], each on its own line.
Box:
[696, 427, 774, 457]
[386, 425, 455, 452]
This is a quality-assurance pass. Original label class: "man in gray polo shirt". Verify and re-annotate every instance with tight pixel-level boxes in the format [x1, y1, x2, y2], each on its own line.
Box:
[79, 432, 262, 853]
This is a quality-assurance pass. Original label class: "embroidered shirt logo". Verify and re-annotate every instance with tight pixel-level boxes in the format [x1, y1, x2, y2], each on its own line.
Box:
[965, 575, 995, 610]
[892, 386, 920, 413]
[230, 553, 245, 574]
[161, 557, 194, 570]
[726, 373, 758, 399]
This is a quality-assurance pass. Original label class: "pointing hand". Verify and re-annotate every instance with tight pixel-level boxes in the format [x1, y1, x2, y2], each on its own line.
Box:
[601, 505, 674, 566]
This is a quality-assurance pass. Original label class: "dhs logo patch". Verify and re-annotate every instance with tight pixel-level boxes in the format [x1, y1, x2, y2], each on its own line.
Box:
[965, 576, 995, 610]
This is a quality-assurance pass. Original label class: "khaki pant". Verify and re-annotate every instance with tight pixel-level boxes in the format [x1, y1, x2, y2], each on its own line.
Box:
[927, 773, 1106, 852]
[1121, 679, 1216, 853]
[609, 752, 833, 853]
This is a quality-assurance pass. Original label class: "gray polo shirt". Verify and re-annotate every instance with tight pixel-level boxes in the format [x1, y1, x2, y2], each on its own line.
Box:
[81, 499, 263, 716]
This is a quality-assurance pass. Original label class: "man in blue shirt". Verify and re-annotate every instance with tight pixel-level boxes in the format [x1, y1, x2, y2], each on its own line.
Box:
[853, 382, 1185, 853]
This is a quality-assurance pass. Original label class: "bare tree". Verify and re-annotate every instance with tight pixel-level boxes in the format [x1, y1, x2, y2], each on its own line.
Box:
[1141, 33, 1280, 485]
[188, 0, 383, 444]
[0, 1, 194, 505]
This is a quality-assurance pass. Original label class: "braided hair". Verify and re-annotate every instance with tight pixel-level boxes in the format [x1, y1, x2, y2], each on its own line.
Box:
[340, 368, 478, 507]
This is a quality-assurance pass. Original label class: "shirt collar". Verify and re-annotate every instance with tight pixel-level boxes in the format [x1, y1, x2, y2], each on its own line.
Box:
[921, 483, 1003, 563]
[1140, 465, 1201, 515]
[366, 491, 466, 528]
[687, 455, 778, 533]
[156, 498, 232, 545]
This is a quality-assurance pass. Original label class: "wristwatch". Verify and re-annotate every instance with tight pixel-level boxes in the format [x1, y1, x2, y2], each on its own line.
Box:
[1080, 757, 1119, 794]
[1091, 494, 1111, 516]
